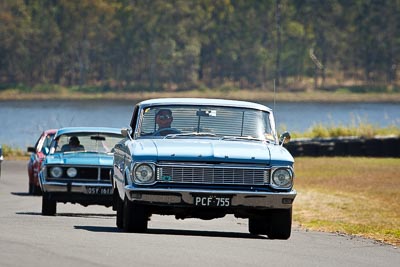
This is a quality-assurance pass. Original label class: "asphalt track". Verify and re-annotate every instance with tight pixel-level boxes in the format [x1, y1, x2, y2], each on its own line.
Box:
[0, 160, 399, 267]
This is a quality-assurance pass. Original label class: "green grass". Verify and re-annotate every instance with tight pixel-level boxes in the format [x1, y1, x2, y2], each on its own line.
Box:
[1, 87, 400, 102]
[290, 122, 400, 139]
[1, 144, 28, 159]
[294, 157, 400, 246]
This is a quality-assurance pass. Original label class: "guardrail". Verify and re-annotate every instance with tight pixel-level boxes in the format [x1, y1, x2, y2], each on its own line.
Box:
[285, 136, 400, 157]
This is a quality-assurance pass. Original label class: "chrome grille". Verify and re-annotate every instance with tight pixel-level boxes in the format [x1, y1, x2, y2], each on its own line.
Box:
[157, 164, 269, 185]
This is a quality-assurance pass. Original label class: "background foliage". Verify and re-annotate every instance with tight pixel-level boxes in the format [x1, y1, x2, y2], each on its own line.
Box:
[1, 0, 399, 92]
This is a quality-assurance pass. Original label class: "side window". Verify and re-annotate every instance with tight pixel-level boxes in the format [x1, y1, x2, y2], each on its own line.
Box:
[130, 105, 139, 138]
[43, 134, 54, 149]
[34, 135, 42, 151]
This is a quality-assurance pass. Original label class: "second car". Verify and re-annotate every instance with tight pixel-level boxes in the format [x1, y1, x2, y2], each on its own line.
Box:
[39, 127, 123, 215]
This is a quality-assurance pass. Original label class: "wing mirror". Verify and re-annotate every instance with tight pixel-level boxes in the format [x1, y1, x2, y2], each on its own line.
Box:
[279, 131, 291, 146]
[121, 127, 133, 140]
[27, 147, 36, 153]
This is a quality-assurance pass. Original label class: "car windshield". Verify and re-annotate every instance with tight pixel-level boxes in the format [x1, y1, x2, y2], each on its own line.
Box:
[52, 132, 122, 153]
[138, 105, 276, 142]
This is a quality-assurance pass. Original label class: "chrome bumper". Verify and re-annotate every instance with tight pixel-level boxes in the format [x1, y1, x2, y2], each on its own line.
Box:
[41, 181, 112, 194]
[125, 186, 296, 209]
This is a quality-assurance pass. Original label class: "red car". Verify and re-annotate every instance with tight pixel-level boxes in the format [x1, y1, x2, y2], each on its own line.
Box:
[27, 129, 57, 195]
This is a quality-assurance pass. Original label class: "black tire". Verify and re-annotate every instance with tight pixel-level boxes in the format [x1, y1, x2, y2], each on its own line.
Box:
[28, 183, 33, 195]
[123, 197, 148, 233]
[266, 208, 292, 240]
[116, 193, 124, 229]
[248, 217, 268, 235]
[34, 185, 42, 196]
[42, 193, 57, 216]
[30, 184, 42, 195]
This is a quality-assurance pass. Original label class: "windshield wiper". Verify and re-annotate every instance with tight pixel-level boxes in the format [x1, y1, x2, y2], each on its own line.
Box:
[85, 150, 112, 154]
[165, 132, 217, 139]
[220, 136, 265, 142]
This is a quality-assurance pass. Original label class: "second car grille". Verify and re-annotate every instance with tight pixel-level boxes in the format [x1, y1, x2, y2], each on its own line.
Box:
[47, 166, 111, 181]
[157, 164, 269, 185]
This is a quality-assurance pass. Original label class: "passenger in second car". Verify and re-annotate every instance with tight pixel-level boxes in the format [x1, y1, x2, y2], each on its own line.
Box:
[61, 136, 85, 152]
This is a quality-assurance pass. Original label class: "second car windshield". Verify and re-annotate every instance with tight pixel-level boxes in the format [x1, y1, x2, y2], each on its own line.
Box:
[139, 105, 275, 141]
[54, 133, 122, 153]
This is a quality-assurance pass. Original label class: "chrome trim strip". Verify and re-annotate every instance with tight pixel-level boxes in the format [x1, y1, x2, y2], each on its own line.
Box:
[157, 162, 268, 169]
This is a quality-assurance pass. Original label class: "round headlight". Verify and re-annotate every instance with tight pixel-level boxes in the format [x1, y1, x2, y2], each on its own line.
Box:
[134, 164, 154, 183]
[50, 167, 63, 178]
[272, 168, 293, 188]
[66, 167, 77, 177]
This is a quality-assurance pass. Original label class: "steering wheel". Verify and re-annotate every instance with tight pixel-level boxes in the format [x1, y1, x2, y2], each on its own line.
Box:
[152, 128, 181, 136]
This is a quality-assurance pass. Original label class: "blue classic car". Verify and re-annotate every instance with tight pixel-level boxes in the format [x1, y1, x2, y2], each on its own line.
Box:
[39, 127, 123, 215]
[113, 98, 296, 239]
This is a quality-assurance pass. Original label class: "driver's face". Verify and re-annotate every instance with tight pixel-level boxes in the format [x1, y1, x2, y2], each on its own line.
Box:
[156, 111, 173, 129]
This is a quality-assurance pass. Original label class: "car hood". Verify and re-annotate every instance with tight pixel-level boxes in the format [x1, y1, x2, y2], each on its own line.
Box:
[129, 139, 293, 165]
[45, 152, 113, 166]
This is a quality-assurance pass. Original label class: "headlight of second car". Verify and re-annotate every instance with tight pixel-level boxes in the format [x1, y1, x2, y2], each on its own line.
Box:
[66, 167, 77, 178]
[133, 163, 155, 184]
[50, 166, 63, 178]
[271, 168, 293, 189]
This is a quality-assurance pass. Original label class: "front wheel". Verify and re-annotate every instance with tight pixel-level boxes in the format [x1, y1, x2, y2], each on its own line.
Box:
[266, 208, 292, 240]
[42, 193, 56, 216]
[123, 198, 148, 233]
[29, 183, 42, 195]
[29, 183, 34, 194]
[115, 192, 124, 229]
[248, 216, 268, 235]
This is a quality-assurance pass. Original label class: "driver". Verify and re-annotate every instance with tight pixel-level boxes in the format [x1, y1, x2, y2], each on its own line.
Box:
[156, 109, 173, 129]
[61, 136, 85, 152]
[154, 109, 180, 136]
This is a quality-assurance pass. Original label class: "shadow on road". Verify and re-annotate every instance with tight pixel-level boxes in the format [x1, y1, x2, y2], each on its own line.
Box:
[11, 192, 32, 197]
[74, 225, 268, 239]
[16, 212, 115, 219]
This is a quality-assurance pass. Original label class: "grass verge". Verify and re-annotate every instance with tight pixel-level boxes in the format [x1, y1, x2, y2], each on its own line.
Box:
[1, 89, 400, 102]
[294, 157, 400, 246]
[291, 123, 400, 139]
[0, 145, 28, 160]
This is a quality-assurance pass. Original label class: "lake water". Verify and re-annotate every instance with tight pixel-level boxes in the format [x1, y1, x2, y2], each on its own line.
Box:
[0, 100, 399, 148]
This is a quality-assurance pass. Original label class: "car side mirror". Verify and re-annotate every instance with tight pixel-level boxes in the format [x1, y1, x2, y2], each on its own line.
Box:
[121, 127, 133, 140]
[279, 131, 291, 146]
[121, 128, 129, 137]
[27, 147, 36, 153]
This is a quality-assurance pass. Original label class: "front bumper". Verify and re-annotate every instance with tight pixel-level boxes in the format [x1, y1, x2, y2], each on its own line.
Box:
[41, 181, 112, 194]
[41, 181, 113, 206]
[125, 186, 296, 209]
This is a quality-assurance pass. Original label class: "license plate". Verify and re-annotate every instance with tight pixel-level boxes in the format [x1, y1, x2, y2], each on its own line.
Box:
[194, 195, 231, 207]
[86, 187, 112, 195]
